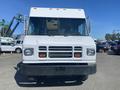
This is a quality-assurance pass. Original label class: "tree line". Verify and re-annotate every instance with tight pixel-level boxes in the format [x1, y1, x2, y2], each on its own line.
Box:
[105, 32, 120, 41]
[0, 19, 11, 37]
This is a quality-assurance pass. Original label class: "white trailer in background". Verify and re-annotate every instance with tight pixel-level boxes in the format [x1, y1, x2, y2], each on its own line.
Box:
[20, 7, 96, 82]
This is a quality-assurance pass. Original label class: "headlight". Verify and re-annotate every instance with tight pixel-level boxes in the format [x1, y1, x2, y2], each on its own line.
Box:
[24, 48, 34, 56]
[87, 48, 95, 56]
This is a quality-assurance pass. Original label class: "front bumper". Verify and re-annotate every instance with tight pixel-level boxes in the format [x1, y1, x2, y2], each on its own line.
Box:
[19, 63, 96, 76]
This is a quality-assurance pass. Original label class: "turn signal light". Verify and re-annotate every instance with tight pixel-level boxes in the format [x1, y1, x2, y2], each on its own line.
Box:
[74, 52, 81, 58]
[39, 52, 47, 58]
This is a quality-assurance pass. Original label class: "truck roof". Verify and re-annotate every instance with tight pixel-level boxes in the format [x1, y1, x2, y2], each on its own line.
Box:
[30, 7, 86, 19]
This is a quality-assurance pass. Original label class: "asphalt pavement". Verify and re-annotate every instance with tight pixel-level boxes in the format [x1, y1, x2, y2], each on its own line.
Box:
[0, 53, 120, 90]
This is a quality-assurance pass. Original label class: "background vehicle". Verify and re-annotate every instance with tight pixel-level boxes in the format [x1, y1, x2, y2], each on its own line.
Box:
[111, 41, 120, 55]
[20, 7, 96, 82]
[0, 14, 24, 54]
[96, 42, 109, 52]
[0, 37, 22, 53]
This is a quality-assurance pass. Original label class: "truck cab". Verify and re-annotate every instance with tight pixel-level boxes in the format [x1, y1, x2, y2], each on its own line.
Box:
[20, 7, 96, 81]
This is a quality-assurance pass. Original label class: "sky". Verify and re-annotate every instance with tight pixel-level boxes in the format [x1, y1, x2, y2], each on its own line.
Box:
[0, 0, 120, 39]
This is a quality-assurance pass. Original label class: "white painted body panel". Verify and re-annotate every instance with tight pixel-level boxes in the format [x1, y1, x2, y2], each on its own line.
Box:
[23, 36, 96, 63]
[30, 7, 85, 19]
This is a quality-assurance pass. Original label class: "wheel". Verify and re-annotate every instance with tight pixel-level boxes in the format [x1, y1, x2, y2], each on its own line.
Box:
[15, 48, 22, 53]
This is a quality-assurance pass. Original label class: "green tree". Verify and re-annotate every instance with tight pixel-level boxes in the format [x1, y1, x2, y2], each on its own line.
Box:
[0, 19, 5, 26]
[111, 33, 117, 41]
[0, 25, 12, 37]
[116, 33, 120, 40]
[105, 33, 112, 41]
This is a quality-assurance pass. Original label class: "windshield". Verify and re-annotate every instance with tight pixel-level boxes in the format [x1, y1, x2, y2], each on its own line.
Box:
[28, 17, 87, 36]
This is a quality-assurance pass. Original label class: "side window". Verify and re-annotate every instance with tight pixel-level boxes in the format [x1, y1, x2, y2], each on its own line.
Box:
[7, 43, 11, 45]
[78, 20, 86, 36]
[78, 24, 84, 35]
[29, 22, 34, 35]
[1, 43, 13, 46]
[1, 43, 6, 45]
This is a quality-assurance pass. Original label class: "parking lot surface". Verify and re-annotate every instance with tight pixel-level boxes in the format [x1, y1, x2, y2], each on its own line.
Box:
[0, 53, 120, 90]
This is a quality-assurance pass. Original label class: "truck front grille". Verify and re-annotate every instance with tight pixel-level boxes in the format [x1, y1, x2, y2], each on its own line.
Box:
[39, 46, 47, 50]
[49, 46, 72, 58]
[38, 46, 82, 58]
[49, 52, 72, 58]
[49, 46, 72, 51]
[74, 46, 82, 51]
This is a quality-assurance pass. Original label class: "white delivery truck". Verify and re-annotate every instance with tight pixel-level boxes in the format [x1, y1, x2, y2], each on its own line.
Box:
[0, 37, 22, 53]
[20, 7, 96, 81]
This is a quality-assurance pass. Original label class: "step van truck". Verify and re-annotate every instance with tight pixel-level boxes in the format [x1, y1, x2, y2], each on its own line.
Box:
[20, 7, 96, 82]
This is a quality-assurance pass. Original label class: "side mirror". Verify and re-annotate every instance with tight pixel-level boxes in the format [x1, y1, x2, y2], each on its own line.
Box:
[86, 16, 91, 35]
[24, 16, 29, 35]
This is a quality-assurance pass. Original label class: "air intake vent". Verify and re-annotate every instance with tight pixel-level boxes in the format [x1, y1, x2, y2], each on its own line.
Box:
[74, 46, 82, 51]
[49, 52, 72, 58]
[49, 46, 72, 51]
[39, 46, 47, 50]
